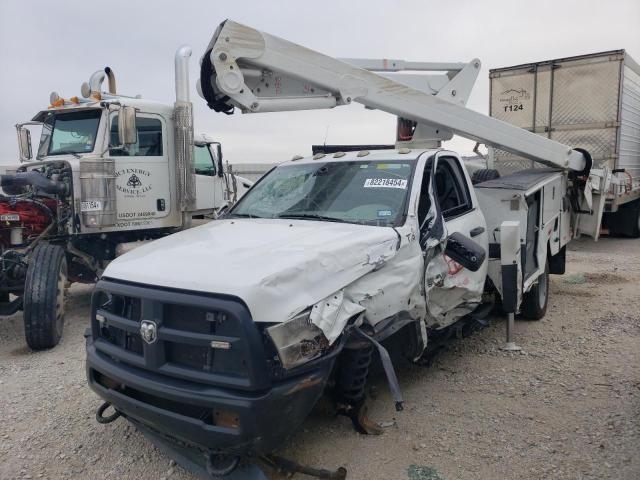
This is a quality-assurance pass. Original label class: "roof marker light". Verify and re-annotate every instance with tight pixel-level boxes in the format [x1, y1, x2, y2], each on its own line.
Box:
[333, 152, 346, 158]
[357, 150, 370, 157]
[291, 154, 304, 161]
[313, 153, 325, 160]
[398, 148, 412, 154]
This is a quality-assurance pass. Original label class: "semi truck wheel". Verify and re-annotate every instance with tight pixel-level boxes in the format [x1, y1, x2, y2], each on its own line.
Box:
[471, 168, 500, 185]
[520, 260, 549, 320]
[23, 244, 67, 350]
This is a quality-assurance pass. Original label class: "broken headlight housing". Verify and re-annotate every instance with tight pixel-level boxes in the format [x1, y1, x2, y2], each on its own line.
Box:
[266, 310, 329, 369]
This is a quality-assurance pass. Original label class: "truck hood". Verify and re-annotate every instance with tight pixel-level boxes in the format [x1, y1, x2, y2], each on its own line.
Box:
[104, 218, 399, 324]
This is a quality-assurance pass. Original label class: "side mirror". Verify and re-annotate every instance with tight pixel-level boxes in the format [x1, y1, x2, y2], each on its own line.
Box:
[17, 126, 32, 162]
[118, 106, 137, 145]
[214, 144, 224, 177]
[444, 232, 486, 272]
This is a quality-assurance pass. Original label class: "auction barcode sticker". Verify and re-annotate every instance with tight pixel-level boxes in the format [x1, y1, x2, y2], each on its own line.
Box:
[81, 200, 103, 212]
[363, 178, 408, 189]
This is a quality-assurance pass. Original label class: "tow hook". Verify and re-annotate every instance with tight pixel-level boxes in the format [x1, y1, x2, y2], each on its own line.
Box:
[95, 401, 122, 424]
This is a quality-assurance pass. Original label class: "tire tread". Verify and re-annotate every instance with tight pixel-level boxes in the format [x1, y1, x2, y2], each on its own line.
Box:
[23, 243, 66, 350]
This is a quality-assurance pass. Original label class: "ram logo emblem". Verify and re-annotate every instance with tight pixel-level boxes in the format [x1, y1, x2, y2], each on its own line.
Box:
[140, 320, 158, 344]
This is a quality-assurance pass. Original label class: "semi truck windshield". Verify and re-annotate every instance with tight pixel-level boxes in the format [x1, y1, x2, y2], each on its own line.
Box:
[38, 109, 102, 157]
[230, 160, 415, 226]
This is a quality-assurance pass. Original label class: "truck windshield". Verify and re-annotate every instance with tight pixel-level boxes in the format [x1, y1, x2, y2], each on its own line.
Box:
[230, 160, 415, 226]
[38, 109, 102, 157]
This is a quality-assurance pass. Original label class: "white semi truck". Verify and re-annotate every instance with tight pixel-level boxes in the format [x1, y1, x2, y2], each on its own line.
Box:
[86, 20, 611, 479]
[4, 47, 250, 350]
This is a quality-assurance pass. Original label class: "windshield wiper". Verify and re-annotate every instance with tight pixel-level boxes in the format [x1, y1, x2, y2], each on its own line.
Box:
[276, 213, 349, 223]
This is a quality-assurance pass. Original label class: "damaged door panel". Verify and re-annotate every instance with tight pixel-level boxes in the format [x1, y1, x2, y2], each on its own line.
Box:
[420, 153, 488, 327]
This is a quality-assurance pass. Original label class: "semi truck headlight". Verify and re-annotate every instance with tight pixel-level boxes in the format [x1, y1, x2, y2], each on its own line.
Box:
[267, 310, 328, 369]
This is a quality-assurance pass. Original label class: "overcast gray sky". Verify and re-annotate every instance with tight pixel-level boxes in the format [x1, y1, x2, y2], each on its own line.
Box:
[1, 0, 638, 165]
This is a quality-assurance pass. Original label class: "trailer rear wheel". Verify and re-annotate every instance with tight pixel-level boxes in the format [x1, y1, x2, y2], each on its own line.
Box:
[520, 260, 549, 320]
[23, 244, 67, 350]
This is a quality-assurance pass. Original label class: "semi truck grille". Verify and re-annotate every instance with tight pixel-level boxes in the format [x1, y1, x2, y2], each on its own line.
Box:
[91, 278, 271, 391]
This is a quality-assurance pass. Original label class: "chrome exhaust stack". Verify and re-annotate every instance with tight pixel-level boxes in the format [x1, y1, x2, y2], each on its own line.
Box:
[174, 45, 196, 228]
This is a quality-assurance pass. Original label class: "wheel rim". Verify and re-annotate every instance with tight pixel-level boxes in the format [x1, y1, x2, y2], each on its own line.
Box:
[55, 260, 67, 338]
[538, 272, 548, 308]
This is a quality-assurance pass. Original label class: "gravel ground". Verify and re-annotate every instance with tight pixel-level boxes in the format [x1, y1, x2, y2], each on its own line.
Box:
[1, 236, 638, 480]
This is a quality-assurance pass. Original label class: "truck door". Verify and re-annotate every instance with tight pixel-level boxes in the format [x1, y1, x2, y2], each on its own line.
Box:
[194, 143, 219, 211]
[110, 113, 172, 226]
[419, 153, 488, 326]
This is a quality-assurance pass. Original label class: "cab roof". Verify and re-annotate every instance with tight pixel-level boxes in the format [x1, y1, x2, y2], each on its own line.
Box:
[279, 148, 442, 166]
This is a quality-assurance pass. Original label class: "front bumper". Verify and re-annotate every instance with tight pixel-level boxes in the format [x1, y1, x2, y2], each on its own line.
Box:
[87, 343, 335, 455]
[86, 279, 340, 456]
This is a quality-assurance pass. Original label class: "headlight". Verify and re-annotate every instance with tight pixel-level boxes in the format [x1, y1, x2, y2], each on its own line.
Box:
[266, 310, 329, 369]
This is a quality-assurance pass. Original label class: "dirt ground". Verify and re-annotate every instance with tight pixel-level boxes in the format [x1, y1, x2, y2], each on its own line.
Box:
[1, 237, 638, 480]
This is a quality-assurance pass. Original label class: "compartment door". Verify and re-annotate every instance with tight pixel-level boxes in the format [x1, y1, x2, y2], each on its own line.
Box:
[575, 168, 611, 240]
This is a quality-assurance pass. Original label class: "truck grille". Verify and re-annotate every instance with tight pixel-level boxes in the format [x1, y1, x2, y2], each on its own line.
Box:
[91, 278, 271, 391]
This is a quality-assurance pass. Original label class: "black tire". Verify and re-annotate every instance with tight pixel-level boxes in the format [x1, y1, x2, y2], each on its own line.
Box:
[471, 168, 500, 185]
[23, 244, 67, 350]
[520, 260, 549, 320]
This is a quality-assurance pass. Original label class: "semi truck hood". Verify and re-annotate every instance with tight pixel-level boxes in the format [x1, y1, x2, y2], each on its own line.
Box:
[104, 218, 400, 328]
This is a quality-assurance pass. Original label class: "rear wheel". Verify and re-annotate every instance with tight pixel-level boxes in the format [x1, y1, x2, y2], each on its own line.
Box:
[520, 260, 549, 320]
[23, 244, 67, 350]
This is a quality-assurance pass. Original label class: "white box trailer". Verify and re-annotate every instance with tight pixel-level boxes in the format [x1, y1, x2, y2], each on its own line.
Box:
[489, 50, 640, 236]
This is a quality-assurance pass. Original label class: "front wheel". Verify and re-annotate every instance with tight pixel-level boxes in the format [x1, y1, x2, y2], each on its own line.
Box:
[520, 260, 549, 320]
[23, 244, 68, 350]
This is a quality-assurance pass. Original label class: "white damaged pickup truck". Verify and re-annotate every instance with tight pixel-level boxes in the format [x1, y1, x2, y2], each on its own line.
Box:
[86, 148, 581, 477]
[86, 19, 607, 479]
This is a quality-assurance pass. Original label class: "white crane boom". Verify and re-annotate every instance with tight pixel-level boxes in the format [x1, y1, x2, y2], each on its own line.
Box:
[198, 20, 590, 173]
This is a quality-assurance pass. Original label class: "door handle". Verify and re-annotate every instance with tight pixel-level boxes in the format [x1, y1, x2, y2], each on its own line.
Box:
[470, 226, 485, 237]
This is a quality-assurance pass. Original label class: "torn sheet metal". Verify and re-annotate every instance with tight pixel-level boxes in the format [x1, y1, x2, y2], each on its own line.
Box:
[309, 224, 426, 346]
[310, 290, 364, 344]
[424, 253, 484, 326]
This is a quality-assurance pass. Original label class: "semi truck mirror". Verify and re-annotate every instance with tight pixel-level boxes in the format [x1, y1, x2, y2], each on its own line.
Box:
[118, 106, 138, 145]
[17, 127, 32, 162]
[444, 231, 486, 272]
